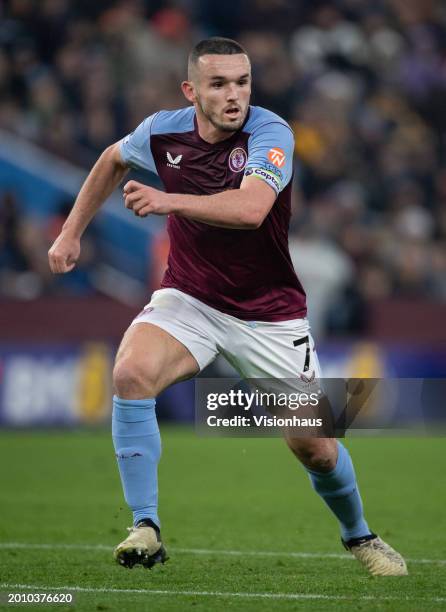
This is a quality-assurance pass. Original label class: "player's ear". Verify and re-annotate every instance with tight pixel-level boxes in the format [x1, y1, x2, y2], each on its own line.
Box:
[181, 80, 196, 103]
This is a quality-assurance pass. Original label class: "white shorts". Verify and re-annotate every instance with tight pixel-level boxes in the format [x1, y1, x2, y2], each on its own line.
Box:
[131, 288, 322, 385]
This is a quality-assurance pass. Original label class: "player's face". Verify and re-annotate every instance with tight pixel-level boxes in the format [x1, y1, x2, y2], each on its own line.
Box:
[190, 54, 251, 133]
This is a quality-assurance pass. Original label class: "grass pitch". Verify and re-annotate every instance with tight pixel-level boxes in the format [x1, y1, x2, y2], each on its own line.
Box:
[0, 427, 445, 611]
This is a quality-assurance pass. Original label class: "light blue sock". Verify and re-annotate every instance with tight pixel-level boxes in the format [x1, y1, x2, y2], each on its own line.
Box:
[306, 442, 370, 541]
[112, 395, 161, 528]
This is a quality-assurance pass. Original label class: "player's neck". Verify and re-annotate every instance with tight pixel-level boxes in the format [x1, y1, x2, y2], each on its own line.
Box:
[195, 109, 238, 144]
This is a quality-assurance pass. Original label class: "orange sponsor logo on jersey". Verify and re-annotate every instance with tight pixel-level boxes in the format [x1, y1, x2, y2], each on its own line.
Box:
[268, 147, 286, 168]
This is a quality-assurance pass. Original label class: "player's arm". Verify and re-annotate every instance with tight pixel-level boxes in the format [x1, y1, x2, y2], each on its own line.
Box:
[123, 176, 276, 229]
[173, 177, 276, 228]
[48, 112, 158, 274]
[48, 143, 128, 273]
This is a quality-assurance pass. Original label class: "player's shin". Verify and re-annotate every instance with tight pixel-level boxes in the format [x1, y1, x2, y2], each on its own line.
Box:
[112, 396, 161, 528]
[306, 441, 370, 541]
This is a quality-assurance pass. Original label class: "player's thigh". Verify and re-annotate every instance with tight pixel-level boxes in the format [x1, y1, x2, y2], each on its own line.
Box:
[114, 322, 199, 397]
[225, 317, 321, 381]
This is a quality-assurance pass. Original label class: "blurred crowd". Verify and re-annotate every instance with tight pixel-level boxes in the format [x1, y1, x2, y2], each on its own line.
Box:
[0, 191, 98, 298]
[1, 0, 446, 335]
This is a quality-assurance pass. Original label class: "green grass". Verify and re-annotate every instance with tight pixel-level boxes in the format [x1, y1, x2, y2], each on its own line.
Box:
[0, 428, 445, 611]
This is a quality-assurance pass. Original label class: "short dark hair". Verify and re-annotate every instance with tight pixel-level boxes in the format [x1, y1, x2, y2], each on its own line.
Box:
[188, 37, 248, 70]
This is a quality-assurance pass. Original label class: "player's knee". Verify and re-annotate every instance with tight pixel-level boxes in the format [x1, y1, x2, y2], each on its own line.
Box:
[113, 358, 158, 398]
[286, 438, 337, 472]
[304, 451, 335, 472]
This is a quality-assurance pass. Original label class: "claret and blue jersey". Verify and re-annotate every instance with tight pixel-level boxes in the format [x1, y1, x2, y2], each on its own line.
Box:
[120, 105, 307, 322]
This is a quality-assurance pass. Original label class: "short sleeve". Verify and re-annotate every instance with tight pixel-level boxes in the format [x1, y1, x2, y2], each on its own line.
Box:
[119, 113, 158, 174]
[244, 122, 294, 195]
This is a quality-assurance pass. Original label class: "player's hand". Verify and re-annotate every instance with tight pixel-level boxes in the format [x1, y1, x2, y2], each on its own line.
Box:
[123, 181, 172, 217]
[48, 231, 81, 274]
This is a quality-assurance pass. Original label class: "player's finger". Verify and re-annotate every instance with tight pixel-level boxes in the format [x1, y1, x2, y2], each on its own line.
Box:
[124, 191, 142, 209]
[123, 180, 143, 194]
[49, 254, 62, 274]
[50, 253, 74, 274]
[136, 205, 151, 217]
[58, 259, 76, 273]
[131, 197, 149, 213]
[124, 190, 140, 202]
[54, 258, 66, 274]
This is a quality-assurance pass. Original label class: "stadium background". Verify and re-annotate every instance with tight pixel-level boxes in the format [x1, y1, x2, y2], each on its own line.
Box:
[1, 0, 446, 426]
[1, 2, 445, 609]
